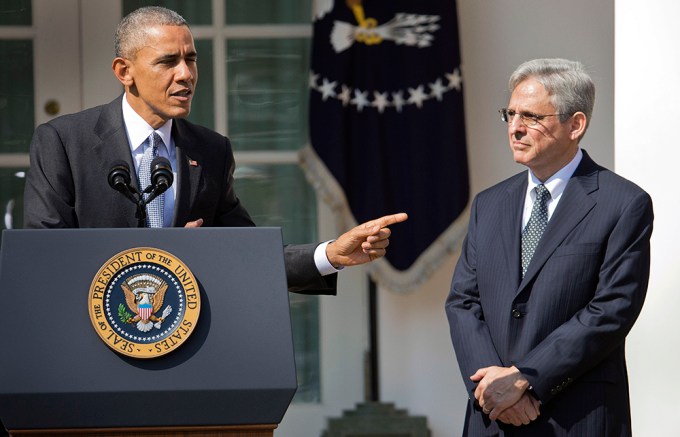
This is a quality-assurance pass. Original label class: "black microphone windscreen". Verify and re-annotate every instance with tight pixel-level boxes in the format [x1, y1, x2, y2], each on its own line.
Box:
[150, 156, 174, 190]
[108, 161, 131, 191]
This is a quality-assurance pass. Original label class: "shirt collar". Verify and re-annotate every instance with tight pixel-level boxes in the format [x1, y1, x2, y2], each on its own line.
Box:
[122, 94, 173, 154]
[527, 148, 583, 200]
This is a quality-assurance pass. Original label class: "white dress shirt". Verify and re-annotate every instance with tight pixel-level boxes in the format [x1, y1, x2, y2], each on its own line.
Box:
[122, 95, 176, 228]
[522, 148, 583, 229]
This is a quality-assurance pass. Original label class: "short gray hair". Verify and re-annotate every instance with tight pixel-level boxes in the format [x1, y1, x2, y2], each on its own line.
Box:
[115, 6, 188, 58]
[509, 58, 595, 134]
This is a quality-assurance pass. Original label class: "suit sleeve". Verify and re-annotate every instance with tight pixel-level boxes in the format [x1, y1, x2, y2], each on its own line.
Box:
[516, 191, 653, 403]
[23, 123, 77, 228]
[284, 244, 337, 295]
[445, 195, 505, 396]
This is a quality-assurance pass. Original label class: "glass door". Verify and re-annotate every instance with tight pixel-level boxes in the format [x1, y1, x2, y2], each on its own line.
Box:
[0, 0, 40, 231]
[0, 0, 119, 232]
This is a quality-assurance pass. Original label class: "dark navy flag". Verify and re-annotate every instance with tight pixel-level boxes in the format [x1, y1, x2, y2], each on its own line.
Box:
[302, 0, 469, 291]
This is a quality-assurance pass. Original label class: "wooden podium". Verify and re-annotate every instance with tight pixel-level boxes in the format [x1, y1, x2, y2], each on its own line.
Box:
[0, 229, 297, 436]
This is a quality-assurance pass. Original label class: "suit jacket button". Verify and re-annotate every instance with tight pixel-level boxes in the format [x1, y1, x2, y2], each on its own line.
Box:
[512, 309, 522, 318]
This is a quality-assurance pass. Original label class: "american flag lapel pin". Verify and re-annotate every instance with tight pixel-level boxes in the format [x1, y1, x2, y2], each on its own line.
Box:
[188, 158, 199, 167]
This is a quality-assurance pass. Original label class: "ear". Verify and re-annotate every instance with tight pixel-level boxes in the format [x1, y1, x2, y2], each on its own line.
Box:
[112, 57, 134, 88]
[569, 112, 587, 140]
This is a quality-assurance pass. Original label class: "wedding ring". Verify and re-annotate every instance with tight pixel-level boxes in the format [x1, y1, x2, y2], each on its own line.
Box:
[482, 407, 490, 414]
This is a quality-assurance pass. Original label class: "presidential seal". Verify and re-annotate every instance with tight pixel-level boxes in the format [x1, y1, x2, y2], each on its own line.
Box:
[88, 247, 200, 358]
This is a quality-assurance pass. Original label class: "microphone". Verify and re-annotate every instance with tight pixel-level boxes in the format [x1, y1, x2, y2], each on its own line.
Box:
[107, 158, 173, 227]
[108, 161, 132, 194]
[142, 156, 174, 205]
[150, 156, 174, 193]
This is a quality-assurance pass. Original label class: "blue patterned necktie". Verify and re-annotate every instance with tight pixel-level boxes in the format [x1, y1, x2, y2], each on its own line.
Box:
[138, 132, 164, 228]
[521, 184, 551, 277]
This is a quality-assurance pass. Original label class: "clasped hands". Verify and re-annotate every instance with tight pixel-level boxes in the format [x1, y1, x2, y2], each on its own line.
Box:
[471, 365, 540, 427]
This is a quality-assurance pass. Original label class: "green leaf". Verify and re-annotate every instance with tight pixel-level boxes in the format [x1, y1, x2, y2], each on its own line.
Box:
[118, 303, 132, 324]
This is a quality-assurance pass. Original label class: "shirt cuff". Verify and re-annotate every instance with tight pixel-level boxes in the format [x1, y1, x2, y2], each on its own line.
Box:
[314, 240, 344, 276]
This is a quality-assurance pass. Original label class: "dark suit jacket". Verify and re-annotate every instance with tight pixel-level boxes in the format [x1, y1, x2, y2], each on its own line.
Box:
[445, 151, 653, 436]
[23, 95, 336, 294]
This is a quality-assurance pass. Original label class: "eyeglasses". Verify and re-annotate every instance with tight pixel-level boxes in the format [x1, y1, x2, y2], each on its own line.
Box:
[499, 108, 567, 127]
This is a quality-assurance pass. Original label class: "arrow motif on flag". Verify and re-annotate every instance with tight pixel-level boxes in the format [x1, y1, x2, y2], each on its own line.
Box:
[331, 12, 441, 53]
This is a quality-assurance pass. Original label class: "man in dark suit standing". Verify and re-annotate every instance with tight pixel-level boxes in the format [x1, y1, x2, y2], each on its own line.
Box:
[445, 58, 653, 436]
[22, 6, 407, 294]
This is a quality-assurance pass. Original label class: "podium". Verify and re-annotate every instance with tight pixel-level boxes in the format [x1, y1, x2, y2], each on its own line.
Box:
[0, 228, 298, 436]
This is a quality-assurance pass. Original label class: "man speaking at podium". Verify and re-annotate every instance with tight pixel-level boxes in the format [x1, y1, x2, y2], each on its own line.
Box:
[23, 6, 407, 294]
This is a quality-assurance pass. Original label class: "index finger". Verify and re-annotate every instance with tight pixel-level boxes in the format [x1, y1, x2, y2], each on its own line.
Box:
[368, 212, 408, 230]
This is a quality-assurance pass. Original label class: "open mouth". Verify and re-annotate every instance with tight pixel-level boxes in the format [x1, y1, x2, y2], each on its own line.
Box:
[170, 89, 192, 99]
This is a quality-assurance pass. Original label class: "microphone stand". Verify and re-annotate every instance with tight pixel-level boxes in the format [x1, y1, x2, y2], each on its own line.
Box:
[135, 184, 167, 228]
[109, 159, 173, 228]
[134, 187, 147, 228]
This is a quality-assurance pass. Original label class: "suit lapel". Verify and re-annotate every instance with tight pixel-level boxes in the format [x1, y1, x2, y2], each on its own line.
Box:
[92, 96, 139, 228]
[172, 120, 203, 227]
[517, 151, 600, 293]
[501, 174, 527, 287]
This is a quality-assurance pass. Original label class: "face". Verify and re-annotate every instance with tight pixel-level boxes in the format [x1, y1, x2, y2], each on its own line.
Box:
[116, 25, 197, 128]
[506, 78, 580, 181]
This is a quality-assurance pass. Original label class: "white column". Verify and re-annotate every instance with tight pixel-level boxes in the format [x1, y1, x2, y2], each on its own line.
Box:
[616, 2, 680, 435]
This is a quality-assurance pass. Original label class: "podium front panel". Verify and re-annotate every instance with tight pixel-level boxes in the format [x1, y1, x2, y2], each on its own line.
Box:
[0, 228, 297, 430]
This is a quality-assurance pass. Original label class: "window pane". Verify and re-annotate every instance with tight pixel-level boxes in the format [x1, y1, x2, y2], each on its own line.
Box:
[188, 39, 214, 130]
[0, 0, 31, 25]
[288, 292, 320, 403]
[233, 163, 319, 402]
[0, 40, 33, 153]
[234, 164, 317, 244]
[0, 168, 26, 235]
[225, 0, 312, 24]
[123, 0, 212, 25]
[227, 39, 310, 151]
